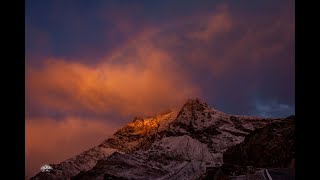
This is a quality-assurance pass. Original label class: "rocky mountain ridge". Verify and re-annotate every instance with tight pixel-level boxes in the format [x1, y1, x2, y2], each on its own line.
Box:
[31, 98, 291, 180]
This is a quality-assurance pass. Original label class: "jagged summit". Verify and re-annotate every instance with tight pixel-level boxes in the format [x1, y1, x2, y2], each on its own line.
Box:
[181, 98, 226, 113]
[184, 98, 205, 105]
[179, 98, 209, 114]
[31, 99, 288, 180]
[181, 98, 210, 110]
[131, 98, 219, 123]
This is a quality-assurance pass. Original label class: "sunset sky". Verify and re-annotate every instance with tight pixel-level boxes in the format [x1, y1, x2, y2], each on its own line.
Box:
[25, 0, 295, 177]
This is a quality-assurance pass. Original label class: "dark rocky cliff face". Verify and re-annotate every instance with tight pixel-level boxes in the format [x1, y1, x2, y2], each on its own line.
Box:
[223, 116, 295, 168]
[199, 116, 295, 180]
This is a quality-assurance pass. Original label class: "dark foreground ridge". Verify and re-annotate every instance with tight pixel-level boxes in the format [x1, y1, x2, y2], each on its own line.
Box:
[201, 115, 295, 179]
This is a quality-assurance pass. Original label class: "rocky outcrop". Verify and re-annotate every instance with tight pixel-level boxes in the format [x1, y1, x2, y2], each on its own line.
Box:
[199, 115, 295, 180]
[223, 116, 295, 168]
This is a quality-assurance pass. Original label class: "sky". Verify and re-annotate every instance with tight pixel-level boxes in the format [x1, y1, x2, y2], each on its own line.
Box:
[25, 0, 295, 177]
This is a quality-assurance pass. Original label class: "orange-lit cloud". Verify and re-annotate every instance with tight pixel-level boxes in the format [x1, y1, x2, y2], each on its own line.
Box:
[25, 117, 118, 178]
[26, 40, 199, 116]
[26, 2, 294, 116]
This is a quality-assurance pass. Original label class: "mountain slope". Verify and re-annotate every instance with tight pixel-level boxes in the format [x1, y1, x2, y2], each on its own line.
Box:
[31, 98, 284, 180]
[31, 110, 179, 180]
[223, 116, 295, 168]
[200, 116, 295, 179]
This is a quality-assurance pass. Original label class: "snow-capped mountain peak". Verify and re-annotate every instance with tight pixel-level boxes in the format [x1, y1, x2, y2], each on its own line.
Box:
[31, 98, 284, 180]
